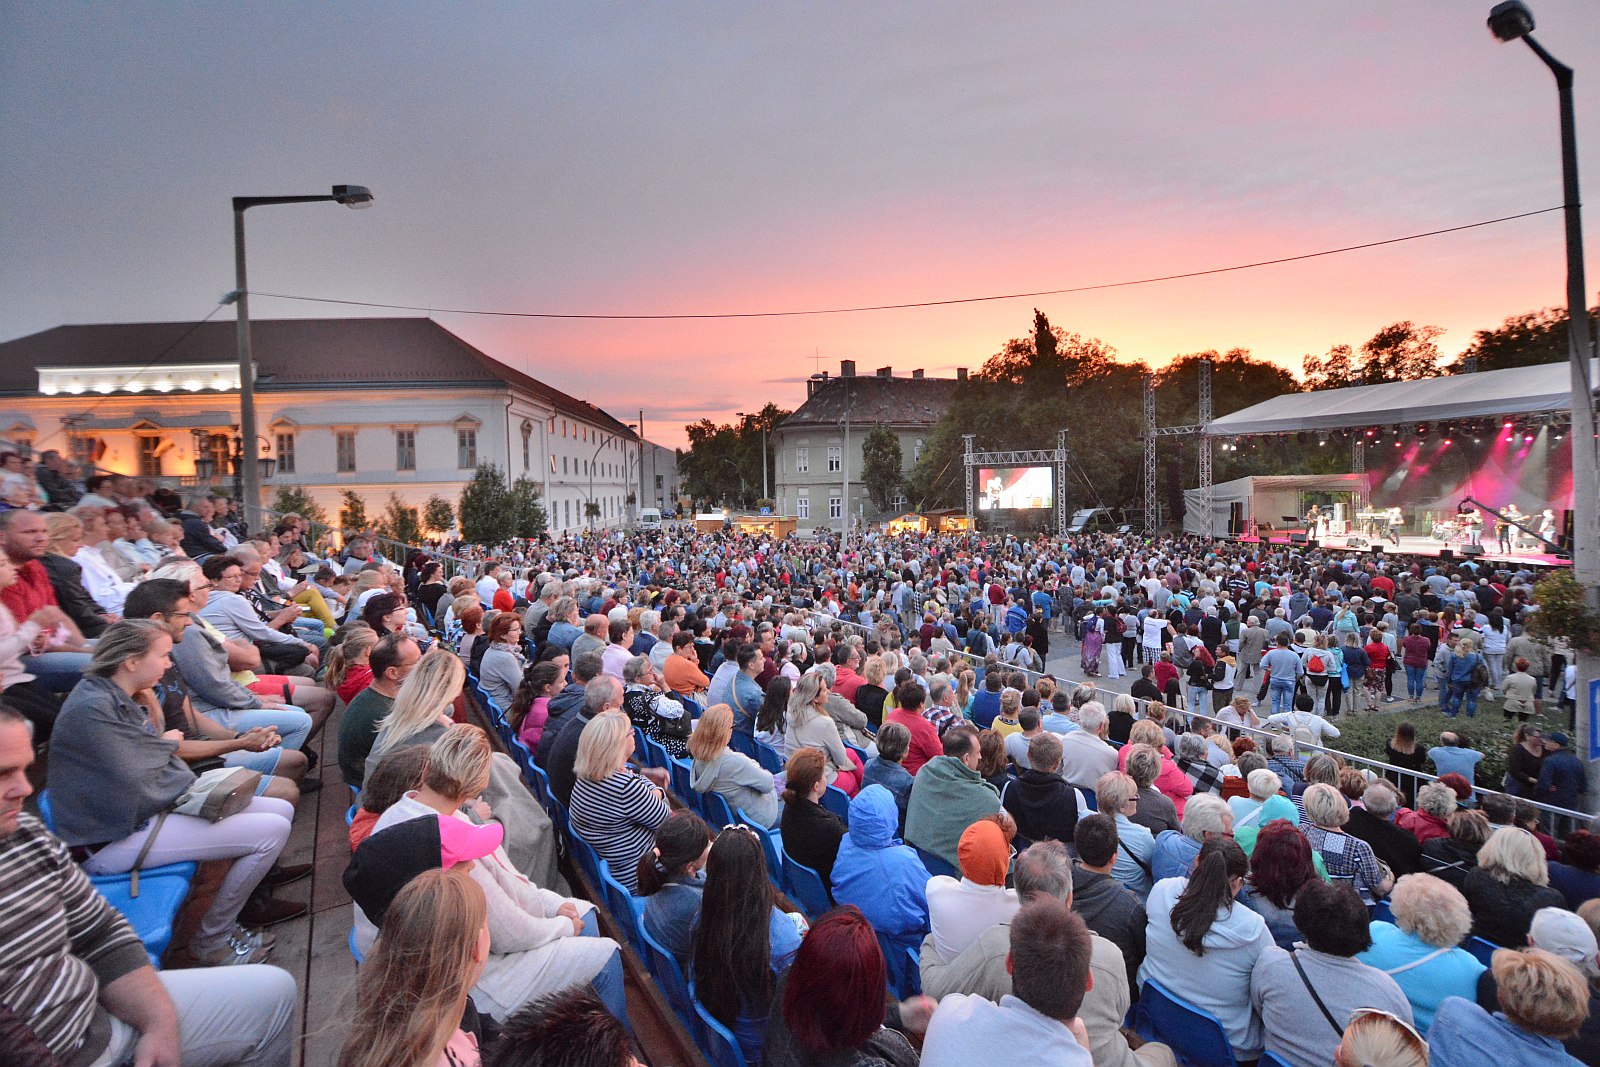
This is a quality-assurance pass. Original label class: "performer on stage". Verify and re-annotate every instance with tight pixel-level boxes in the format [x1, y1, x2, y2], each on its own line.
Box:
[1499, 504, 1526, 553]
[1306, 504, 1327, 541]
[1385, 506, 1402, 547]
[1539, 508, 1557, 547]
[1456, 499, 1481, 546]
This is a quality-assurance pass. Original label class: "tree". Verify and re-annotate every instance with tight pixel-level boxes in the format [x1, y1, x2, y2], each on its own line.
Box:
[507, 477, 549, 539]
[269, 485, 327, 526]
[679, 402, 792, 509]
[1303, 321, 1445, 389]
[583, 501, 602, 526]
[458, 464, 513, 544]
[376, 493, 423, 546]
[1451, 302, 1600, 373]
[422, 495, 455, 536]
[861, 423, 904, 512]
[338, 490, 370, 533]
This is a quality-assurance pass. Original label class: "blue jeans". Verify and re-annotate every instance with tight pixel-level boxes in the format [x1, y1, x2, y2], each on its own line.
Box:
[580, 910, 628, 1026]
[1441, 683, 1480, 718]
[1269, 679, 1296, 716]
[21, 651, 94, 693]
[208, 707, 313, 751]
[1404, 664, 1428, 700]
[1186, 685, 1210, 719]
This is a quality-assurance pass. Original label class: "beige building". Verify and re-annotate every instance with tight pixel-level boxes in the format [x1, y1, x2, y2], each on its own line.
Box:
[0, 317, 643, 535]
[772, 360, 961, 530]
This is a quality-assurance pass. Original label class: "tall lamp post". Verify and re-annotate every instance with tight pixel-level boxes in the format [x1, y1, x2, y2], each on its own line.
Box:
[231, 185, 373, 517]
[1489, 2, 1599, 807]
[736, 411, 770, 502]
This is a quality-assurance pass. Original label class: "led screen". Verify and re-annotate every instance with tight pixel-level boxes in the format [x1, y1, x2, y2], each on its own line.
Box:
[977, 466, 1054, 510]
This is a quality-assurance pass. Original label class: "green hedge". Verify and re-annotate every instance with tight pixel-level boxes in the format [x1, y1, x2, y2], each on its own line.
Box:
[1328, 695, 1566, 792]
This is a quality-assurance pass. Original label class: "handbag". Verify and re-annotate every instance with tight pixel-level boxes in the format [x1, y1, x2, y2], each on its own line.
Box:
[128, 767, 261, 896]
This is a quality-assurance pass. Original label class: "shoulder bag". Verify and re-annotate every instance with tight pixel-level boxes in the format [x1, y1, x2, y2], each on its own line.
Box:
[128, 767, 261, 896]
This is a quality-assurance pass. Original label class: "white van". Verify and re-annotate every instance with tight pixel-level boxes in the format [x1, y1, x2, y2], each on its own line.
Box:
[638, 508, 663, 531]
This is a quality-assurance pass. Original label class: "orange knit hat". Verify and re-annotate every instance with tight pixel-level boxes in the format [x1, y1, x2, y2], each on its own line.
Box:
[957, 819, 1009, 886]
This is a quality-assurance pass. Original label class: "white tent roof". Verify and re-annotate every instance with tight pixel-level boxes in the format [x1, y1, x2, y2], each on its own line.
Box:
[1206, 359, 1595, 436]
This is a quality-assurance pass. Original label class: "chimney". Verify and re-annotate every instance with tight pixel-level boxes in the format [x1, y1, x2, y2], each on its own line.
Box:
[876, 366, 892, 378]
[806, 371, 829, 398]
[956, 367, 968, 382]
[840, 360, 856, 377]
[911, 368, 924, 379]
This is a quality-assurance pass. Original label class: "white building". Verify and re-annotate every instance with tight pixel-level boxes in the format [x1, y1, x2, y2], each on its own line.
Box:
[772, 360, 962, 530]
[0, 317, 643, 535]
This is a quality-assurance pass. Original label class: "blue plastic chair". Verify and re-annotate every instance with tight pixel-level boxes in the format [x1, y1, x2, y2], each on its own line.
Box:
[1258, 1053, 1294, 1067]
[700, 789, 735, 830]
[902, 945, 922, 996]
[599, 863, 647, 954]
[644, 736, 671, 771]
[634, 727, 648, 764]
[641, 927, 696, 1028]
[736, 809, 785, 883]
[691, 991, 750, 1067]
[754, 741, 785, 775]
[1132, 979, 1238, 1067]
[345, 803, 359, 827]
[912, 845, 959, 880]
[506, 734, 535, 777]
[91, 869, 193, 965]
[1370, 899, 1395, 925]
[728, 731, 758, 759]
[670, 758, 697, 809]
[820, 784, 851, 825]
[843, 741, 868, 768]
[782, 854, 832, 920]
[524, 761, 556, 815]
[1077, 788, 1098, 812]
[568, 832, 605, 890]
[349, 927, 365, 964]
[1465, 936, 1502, 967]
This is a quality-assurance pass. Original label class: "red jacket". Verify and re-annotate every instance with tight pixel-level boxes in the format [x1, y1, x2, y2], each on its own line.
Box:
[0, 559, 56, 621]
[1397, 808, 1450, 845]
[833, 664, 865, 703]
[885, 707, 942, 776]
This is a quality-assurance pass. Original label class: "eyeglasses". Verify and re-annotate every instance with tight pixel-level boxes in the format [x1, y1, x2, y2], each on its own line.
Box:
[165, 612, 193, 620]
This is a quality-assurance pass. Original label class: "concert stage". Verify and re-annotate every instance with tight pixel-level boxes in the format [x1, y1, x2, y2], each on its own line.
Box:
[1233, 531, 1571, 569]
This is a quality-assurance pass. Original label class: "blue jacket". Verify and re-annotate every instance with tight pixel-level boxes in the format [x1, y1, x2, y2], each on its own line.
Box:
[830, 785, 930, 942]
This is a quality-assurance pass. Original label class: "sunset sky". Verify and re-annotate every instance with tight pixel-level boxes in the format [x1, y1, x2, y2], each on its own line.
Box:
[4, 2, 1598, 449]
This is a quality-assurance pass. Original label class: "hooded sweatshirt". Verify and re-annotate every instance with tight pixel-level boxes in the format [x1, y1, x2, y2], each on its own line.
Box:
[690, 749, 779, 828]
[1138, 875, 1274, 1059]
[905, 756, 1001, 870]
[830, 785, 931, 942]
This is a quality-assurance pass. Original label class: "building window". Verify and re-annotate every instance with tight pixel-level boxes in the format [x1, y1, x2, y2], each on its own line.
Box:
[827, 446, 842, 472]
[795, 446, 809, 473]
[137, 437, 163, 478]
[395, 430, 416, 471]
[564, 499, 571, 527]
[914, 438, 925, 463]
[828, 496, 842, 519]
[274, 432, 296, 474]
[892, 493, 906, 512]
[521, 426, 532, 470]
[797, 497, 810, 520]
[336, 431, 357, 473]
[457, 428, 477, 469]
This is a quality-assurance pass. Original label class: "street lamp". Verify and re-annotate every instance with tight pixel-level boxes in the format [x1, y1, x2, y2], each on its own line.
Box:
[231, 184, 372, 521]
[1488, 1, 1599, 803]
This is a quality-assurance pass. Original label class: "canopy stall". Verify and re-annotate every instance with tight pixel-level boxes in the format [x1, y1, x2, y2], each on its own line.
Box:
[1183, 474, 1364, 537]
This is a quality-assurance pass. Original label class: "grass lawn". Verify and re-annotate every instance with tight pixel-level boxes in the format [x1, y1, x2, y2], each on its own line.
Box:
[1325, 691, 1570, 792]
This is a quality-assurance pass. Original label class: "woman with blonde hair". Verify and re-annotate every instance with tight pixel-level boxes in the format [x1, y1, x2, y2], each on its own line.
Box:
[1463, 825, 1564, 947]
[1359, 873, 1486, 1031]
[688, 703, 779, 827]
[1335, 1010, 1428, 1067]
[853, 655, 890, 728]
[339, 868, 490, 1067]
[327, 623, 379, 704]
[363, 725, 624, 1023]
[39, 511, 114, 637]
[1097, 770, 1155, 899]
[1301, 783, 1393, 904]
[1117, 718, 1194, 817]
[783, 670, 862, 795]
[1430, 948, 1590, 1065]
[569, 711, 671, 892]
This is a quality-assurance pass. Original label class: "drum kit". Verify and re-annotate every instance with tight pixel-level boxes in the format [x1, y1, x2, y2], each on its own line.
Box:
[1429, 514, 1481, 544]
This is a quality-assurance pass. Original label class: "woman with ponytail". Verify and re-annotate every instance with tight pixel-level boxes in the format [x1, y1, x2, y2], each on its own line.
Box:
[1139, 837, 1272, 1062]
[636, 810, 714, 965]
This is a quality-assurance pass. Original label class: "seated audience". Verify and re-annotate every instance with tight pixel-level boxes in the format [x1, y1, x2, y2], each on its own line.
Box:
[1151, 793, 1234, 883]
[1227, 767, 1299, 831]
[783, 670, 862, 794]
[350, 746, 430, 850]
[1462, 825, 1564, 948]
[0, 704, 297, 1066]
[924, 818, 1020, 965]
[1421, 809, 1491, 889]
[1250, 880, 1414, 1066]
[1301, 783, 1394, 904]
[1060, 700, 1119, 789]
[1334, 1008, 1429, 1067]
[478, 612, 528, 714]
[690, 825, 805, 1064]
[1126, 744, 1181, 835]
[482, 988, 636, 1067]
[1097, 770, 1155, 899]
[688, 702, 779, 827]
[830, 784, 930, 947]
[1237, 819, 1319, 950]
[636, 810, 713, 966]
[1396, 780, 1455, 845]
[338, 867, 491, 1067]
[920, 898, 1097, 1067]
[763, 906, 920, 1067]
[1071, 812, 1148, 991]
[338, 633, 421, 787]
[1117, 719, 1193, 818]
[1551, 829, 1600, 910]
[1359, 873, 1487, 1032]
[883, 681, 942, 775]
[860, 720, 915, 832]
[509, 660, 562, 753]
[1344, 779, 1424, 876]
[568, 711, 670, 893]
[905, 724, 1002, 873]
[778, 747, 847, 892]
[1001, 730, 1079, 847]
[622, 654, 691, 758]
[326, 624, 378, 705]
[1430, 948, 1590, 1066]
[1139, 838, 1273, 1062]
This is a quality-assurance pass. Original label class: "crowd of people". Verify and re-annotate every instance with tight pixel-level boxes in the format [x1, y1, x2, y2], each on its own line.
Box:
[1, 463, 1594, 1067]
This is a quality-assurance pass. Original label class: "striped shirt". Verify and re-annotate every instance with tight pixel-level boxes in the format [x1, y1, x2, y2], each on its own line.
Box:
[568, 770, 670, 892]
[0, 814, 147, 1062]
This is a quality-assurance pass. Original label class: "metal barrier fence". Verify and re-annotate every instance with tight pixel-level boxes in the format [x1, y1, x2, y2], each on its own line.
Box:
[790, 606, 1591, 835]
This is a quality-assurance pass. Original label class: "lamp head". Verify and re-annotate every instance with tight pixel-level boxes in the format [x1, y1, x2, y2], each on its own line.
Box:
[332, 184, 374, 208]
[1487, 1, 1535, 42]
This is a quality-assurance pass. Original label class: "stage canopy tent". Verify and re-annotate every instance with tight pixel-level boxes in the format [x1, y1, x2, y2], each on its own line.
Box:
[1184, 473, 1364, 537]
[1205, 359, 1596, 437]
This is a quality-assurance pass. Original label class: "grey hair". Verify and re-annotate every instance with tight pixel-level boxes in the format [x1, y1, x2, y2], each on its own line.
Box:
[1078, 702, 1108, 732]
[809, 662, 837, 685]
[1176, 733, 1209, 763]
[583, 674, 622, 715]
[1303, 783, 1350, 828]
[622, 655, 653, 684]
[1247, 767, 1282, 801]
[1268, 734, 1295, 756]
[87, 619, 169, 677]
[1181, 794, 1232, 842]
[874, 721, 911, 763]
[1014, 840, 1073, 904]
[1417, 781, 1457, 820]
[638, 610, 660, 633]
[149, 557, 202, 584]
[1363, 782, 1399, 818]
[1125, 745, 1162, 790]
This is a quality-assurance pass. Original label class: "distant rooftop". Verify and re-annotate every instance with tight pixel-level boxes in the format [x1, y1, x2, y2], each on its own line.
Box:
[781, 360, 964, 429]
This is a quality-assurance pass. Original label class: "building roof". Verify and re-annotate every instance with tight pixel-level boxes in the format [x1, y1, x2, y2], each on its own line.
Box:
[779, 374, 960, 431]
[0, 317, 636, 438]
[1205, 359, 1596, 436]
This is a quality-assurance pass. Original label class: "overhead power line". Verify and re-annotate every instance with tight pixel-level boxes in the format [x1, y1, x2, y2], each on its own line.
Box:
[250, 206, 1562, 321]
